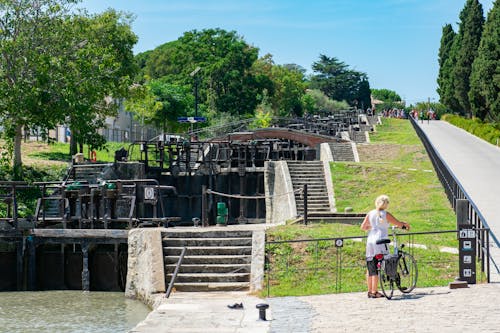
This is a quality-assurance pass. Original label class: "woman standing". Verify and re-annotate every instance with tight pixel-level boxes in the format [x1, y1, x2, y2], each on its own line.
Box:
[360, 195, 410, 298]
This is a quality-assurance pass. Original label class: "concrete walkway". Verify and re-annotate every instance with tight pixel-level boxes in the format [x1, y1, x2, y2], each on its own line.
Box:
[130, 284, 500, 332]
[417, 120, 500, 280]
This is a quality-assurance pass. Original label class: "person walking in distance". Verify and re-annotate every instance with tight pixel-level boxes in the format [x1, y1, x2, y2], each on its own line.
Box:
[360, 195, 410, 298]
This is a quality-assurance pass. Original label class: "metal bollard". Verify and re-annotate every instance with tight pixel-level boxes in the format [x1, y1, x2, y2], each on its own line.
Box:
[256, 303, 269, 321]
[192, 217, 200, 227]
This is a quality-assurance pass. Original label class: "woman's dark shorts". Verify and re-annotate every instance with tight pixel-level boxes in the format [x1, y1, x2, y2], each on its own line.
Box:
[367, 257, 378, 276]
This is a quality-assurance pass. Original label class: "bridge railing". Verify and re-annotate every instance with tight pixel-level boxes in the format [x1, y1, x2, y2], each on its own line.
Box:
[410, 117, 500, 275]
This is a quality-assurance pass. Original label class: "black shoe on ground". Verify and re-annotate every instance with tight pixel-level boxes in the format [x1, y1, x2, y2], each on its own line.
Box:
[227, 303, 244, 309]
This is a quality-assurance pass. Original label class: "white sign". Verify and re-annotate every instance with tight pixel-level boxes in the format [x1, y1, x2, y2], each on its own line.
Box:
[144, 187, 155, 200]
[463, 255, 472, 264]
[335, 239, 343, 247]
[463, 269, 472, 277]
[463, 240, 472, 250]
[460, 229, 476, 239]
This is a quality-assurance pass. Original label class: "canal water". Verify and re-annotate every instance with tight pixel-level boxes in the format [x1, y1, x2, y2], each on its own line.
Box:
[0, 291, 150, 333]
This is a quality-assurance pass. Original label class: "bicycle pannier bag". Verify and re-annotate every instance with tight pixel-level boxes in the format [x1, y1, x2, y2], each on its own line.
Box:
[385, 255, 399, 278]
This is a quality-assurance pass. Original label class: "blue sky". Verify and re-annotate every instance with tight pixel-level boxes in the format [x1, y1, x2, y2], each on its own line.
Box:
[80, 0, 494, 106]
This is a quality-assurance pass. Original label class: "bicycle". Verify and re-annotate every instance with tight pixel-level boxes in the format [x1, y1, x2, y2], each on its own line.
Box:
[375, 225, 418, 299]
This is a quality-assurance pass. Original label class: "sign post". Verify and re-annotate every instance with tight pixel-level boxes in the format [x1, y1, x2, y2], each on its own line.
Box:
[458, 224, 476, 284]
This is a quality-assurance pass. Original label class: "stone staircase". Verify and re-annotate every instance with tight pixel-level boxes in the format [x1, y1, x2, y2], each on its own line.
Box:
[287, 161, 332, 215]
[162, 229, 253, 291]
[351, 130, 368, 143]
[328, 142, 355, 161]
[65, 163, 114, 184]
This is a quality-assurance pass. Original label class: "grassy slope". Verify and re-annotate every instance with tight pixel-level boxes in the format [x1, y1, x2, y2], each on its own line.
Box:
[22, 141, 128, 166]
[334, 118, 456, 233]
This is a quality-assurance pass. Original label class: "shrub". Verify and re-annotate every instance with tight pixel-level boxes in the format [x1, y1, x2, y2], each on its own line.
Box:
[441, 114, 500, 145]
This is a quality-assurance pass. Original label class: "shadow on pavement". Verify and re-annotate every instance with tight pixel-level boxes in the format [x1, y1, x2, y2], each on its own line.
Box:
[389, 289, 452, 301]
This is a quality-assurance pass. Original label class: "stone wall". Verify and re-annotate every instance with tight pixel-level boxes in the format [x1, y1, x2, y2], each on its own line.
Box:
[250, 229, 265, 292]
[125, 228, 165, 307]
[264, 161, 297, 224]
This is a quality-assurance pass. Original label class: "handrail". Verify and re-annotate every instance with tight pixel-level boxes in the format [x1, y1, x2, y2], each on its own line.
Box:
[165, 247, 187, 298]
[266, 229, 468, 244]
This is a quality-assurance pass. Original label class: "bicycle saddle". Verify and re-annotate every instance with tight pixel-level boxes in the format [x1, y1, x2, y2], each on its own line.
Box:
[376, 238, 391, 244]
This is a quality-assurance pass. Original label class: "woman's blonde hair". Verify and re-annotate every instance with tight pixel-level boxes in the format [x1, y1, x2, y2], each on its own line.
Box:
[375, 195, 390, 209]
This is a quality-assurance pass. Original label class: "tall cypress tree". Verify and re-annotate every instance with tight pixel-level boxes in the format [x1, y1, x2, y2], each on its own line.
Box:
[437, 24, 459, 111]
[452, 0, 484, 117]
[469, 0, 500, 121]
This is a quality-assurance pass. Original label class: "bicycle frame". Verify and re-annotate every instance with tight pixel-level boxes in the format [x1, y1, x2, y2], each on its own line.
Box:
[376, 225, 418, 299]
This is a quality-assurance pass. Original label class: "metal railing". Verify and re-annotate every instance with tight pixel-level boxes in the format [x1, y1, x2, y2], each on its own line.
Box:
[410, 117, 500, 274]
[265, 229, 491, 297]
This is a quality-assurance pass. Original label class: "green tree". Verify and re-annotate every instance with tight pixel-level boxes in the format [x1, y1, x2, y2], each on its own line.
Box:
[310, 54, 371, 109]
[148, 78, 193, 133]
[124, 83, 163, 139]
[371, 88, 403, 110]
[0, 2, 137, 177]
[303, 89, 349, 114]
[437, 24, 459, 112]
[64, 10, 138, 156]
[452, 0, 484, 117]
[137, 29, 262, 120]
[252, 55, 307, 117]
[371, 89, 401, 103]
[469, 0, 500, 121]
[251, 89, 273, 128]
[0, 0, 79, 177]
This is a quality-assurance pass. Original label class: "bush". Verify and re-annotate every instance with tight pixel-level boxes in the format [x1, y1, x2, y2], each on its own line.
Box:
[441, 114, 500, 146]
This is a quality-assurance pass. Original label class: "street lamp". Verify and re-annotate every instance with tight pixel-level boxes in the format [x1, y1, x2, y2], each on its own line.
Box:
[190, 66, 201, 117]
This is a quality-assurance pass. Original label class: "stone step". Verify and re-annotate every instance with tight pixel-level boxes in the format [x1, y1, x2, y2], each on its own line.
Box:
[290, 177, 324, 181]
[287, 165, 323, 168]
[291, 182, 326, 187]
[163, 246, 252, 256]
[295, 193, 328, 198]
[288, 169, 323, 173]
[296, 198, 329, 203]
[171, 282, 250, 292]
[164, 255, 251, 265]
[168, 272, 250, 283]
[296, 200, 330, 205]
[165, 264, 250, 274]
[293, 186, 327, 191]
[287, 161, 323, 165]
[297, 210, 332, 214]
[296, 202, 331, 208]
[295, 196, 329, 200]
[163, 237, 252, 247]
[162, 230, 253, 239]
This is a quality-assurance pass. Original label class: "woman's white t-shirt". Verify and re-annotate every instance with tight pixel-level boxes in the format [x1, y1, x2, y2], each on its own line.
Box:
[365, 209, 390, 259]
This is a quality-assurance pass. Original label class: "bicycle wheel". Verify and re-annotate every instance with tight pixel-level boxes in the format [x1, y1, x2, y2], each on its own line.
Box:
[378, 261, 394, 299]
[396, 251, 418, 293]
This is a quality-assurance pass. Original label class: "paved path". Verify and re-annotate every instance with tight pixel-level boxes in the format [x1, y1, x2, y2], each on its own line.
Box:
[417, 120, 500, 279]
[131, 284, 500, 332]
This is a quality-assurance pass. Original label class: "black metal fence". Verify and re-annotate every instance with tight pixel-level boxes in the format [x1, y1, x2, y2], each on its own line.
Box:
[410, 117, 500, 274]
[265, 229, 490, 297]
